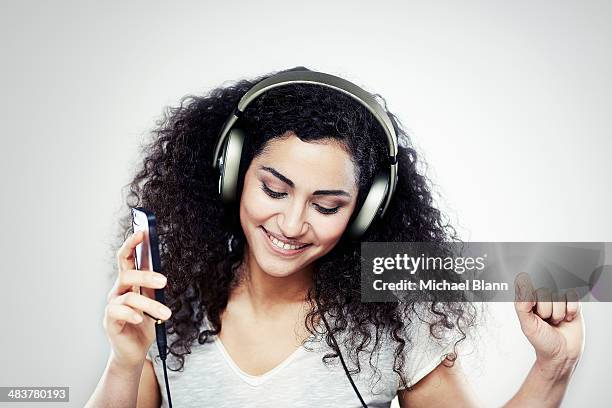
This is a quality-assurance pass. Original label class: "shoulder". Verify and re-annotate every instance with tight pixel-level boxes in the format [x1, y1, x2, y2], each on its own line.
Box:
[396, 357, 480, 407]
[399, 311, 460, 388]
[371, 305, 468, 391]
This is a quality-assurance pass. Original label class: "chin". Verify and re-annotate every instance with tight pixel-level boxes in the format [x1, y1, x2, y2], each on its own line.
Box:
[248, 250, 299, 276]
[263, 266, 298, 278]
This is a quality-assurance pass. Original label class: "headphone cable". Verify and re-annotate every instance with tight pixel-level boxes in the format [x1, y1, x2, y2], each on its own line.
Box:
[160, 357, 172, 408]
[150, 314, 173, 408]
[316, 299, 368, 408]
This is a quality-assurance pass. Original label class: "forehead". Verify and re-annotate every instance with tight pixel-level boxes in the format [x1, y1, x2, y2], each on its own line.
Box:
[253, 134, 358, 192]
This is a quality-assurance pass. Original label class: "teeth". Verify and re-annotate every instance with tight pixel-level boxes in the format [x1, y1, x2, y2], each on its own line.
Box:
[267, 232, 306, 251]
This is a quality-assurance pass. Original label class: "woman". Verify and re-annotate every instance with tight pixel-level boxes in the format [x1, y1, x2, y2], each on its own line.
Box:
[86, 67, 584, 407]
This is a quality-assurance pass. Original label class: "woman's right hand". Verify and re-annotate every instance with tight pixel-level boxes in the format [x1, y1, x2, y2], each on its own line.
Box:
[103, 230, 173, 369]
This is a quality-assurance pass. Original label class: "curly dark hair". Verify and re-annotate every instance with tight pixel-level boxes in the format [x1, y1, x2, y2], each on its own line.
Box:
[113, 66, 477, 392]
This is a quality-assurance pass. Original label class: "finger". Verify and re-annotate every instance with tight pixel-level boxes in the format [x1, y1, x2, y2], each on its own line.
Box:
[535, 288, 553, 320]
[111, 291, 172, 321]
[116, 230, 145, 272]
[565, 289, 580, 322]
[550, 291, 566, 325]
[514, 272, 536, 313]
[106, 269, 166, 303]
[514, 273, 539, 338]
[104, 303, 144, 335]
[120, 269, 167, 294]
[106, 269, 167, 302]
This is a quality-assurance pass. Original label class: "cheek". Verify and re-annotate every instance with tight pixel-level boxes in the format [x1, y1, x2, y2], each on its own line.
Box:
[240, 185, 278, 222]
[314, 216, 351, 245]
[313, 197, 357, 245]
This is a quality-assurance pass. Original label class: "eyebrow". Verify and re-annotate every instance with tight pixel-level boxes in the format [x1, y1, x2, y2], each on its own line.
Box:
[259, 166, 352, 197]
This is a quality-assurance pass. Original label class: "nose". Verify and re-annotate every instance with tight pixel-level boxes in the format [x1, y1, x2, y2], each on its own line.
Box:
[278, 200, 309, 239]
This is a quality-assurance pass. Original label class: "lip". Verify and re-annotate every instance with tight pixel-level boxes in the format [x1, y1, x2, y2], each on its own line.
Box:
[262, 226, 310, 246]
[259, 226, 312, 257]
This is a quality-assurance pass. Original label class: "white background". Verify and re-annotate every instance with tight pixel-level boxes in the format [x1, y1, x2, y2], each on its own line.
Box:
[1, 1, 610, 406]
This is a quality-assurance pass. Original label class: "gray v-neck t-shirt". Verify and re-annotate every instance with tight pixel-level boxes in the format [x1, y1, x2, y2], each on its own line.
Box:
[147, 312, 456, 408]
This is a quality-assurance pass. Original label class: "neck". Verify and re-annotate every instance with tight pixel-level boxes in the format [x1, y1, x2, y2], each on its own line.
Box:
[234, 245, 314, 316]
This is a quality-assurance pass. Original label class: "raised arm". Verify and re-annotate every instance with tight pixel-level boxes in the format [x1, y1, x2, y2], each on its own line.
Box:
[84, 231, 170, 407]
[399, 273, 584, 408]
[503, 273, 584, 407]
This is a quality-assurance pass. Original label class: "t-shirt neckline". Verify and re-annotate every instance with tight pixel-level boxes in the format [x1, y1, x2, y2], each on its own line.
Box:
[213, 335, 306, 387]
[204, 313, 324, 387]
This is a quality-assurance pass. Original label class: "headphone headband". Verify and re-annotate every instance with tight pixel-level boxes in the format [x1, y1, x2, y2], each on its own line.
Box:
[214, 71, 397, 161]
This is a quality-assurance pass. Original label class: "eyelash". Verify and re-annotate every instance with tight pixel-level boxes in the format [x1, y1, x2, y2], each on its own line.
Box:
[259, 183, 340, 215]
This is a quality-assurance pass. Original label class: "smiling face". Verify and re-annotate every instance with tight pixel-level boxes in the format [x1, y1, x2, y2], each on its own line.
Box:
[239, 132, 359, 278]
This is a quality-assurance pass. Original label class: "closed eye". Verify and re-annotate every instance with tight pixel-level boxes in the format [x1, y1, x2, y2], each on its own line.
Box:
[313, 204, 340, 215]
[260, 182, 286, 199]
[260, 183, 341, 215]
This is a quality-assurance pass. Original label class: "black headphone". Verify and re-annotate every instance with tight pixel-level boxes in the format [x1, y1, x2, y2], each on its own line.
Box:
[212, 70, 399, 241]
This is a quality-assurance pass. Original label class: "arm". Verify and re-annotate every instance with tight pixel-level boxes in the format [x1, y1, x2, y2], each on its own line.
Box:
[399, 273, 584, 408]
[137, 357, 162, 408]
[398, 356, 579, 408]
[85, 231, 168, 407]
[503, 273, 584, 408]
[502, 358, 577, 408]
[84, 354, 161, 408]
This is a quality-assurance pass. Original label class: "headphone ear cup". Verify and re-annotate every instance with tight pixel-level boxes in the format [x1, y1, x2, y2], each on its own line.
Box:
[218, 128, 246, 204]
[345, 171, 390, 241]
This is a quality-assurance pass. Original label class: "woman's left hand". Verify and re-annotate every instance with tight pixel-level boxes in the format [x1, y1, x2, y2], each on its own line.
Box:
[514, 272, 585, 375]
